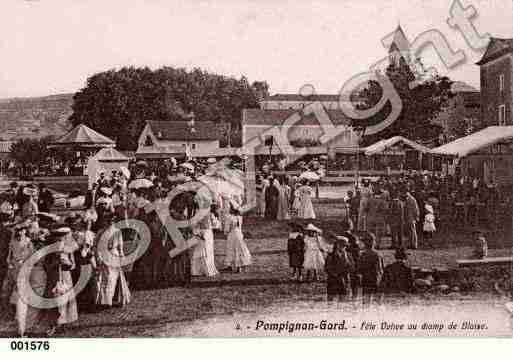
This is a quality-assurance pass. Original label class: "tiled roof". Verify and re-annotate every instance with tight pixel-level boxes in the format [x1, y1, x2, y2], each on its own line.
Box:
[52, 124, 115, 147]
[242, 109, 352, 127]
[476, 37, 513, 65]
[147, 120, 221, 141]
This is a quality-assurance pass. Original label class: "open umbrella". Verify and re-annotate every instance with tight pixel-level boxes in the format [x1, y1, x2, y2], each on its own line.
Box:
[128, 178, 154, 189]
[299, 171, 320, 181]
[136, 160, 148, 167]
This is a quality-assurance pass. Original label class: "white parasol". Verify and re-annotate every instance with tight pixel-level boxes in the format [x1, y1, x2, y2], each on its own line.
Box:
[299, 171, 320, 181]
[128, 178, 154, 189]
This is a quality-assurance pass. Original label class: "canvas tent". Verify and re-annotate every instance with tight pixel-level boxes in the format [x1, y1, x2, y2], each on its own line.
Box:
[364, 136, 431, 156]
[432, 126, 513, 185]
[431, 126, 513, 157]
[86, 148, 129, 189]
[49, 124, 115, 148]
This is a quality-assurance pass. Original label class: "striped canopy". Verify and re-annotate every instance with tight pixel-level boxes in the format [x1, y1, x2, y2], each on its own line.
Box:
[49, 124, 115, 148]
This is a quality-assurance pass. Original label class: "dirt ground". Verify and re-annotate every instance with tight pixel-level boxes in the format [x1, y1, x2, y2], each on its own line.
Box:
[0, 198, 512, 337]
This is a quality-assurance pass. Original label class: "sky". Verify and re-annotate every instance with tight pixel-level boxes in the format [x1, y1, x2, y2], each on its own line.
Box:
[0, 0, 511, 98]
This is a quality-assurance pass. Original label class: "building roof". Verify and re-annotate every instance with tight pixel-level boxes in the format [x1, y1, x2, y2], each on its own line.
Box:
[242, 109, 352, 127]
[451, 81, 478, 93]
[146, 120, 221, 141]
[263, 94, 342, 102]
[388, 25, 411, 54]
[50, 124, 115, 148]
[431, 126, 513, 157]
[94, 147, 129, 162]
[0, 141, 14, 153]
[364, 136, 431, 156]
[476, 37, 513, 65]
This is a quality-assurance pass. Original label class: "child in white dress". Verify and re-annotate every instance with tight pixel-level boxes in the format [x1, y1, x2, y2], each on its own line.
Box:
[422, 204, 436, 248]
[302, 223, 325, 281]
[223, 201, 252, 273]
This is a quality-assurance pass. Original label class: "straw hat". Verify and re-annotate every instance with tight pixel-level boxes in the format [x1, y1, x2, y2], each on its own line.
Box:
[305, 223, 322, 234]
[23, 187, 38, 196]
[424, 204, 434, 214]
[207, 157, 217, 164]
[51, 227, 72, 237]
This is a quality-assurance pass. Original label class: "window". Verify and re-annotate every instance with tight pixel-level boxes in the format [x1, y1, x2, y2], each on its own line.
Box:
[499, 73, 505, 92]
[498, 104, 506, 125]
[191, 143, 196, 149]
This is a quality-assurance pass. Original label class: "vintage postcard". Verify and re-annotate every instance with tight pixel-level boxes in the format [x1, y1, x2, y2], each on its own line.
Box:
[0, 0, 512, 346]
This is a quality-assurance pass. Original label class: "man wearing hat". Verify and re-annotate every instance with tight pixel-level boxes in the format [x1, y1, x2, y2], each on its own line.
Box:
[22, 186, 39, 219]
[357, 232, 384, 304]
[325, 236, 355, 301]
[381, 247, 414, 295]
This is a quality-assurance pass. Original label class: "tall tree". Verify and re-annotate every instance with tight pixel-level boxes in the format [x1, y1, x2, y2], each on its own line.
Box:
[356, 56, 452, 145]
[10, 136, 53, 174]
[70, 66, 268, 150]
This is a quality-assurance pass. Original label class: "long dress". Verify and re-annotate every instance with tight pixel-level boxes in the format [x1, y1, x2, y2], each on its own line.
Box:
[56, 253, 78, 325]
[12, 240, 47, 335]
[256, 182, 266, 217]
[191, 214, 219, 277]
[303, 235, 325, 271]
[295, 186, 316, 219]
[97, 228, 131, 307]
[277, 185, 291, 221]
[224, 215, 252, 268]
[8, 236, 34, 305]
[265, 184, 280, 219]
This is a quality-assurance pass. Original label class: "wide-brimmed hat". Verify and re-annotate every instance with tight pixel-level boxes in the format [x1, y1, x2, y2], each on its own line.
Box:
[424, 204, 434, 213]
[23, 187, 38, 196]
[335, 236, 349, 246]
[99, 187, 113, 195]
[51, 226, 72, 237]
[0, 201, 13, 215]
[305, 223, 322, 234]
[207, 157, 217, 164]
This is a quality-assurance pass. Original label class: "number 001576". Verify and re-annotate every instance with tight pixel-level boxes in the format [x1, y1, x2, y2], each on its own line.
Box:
[10, 340, 50, 351]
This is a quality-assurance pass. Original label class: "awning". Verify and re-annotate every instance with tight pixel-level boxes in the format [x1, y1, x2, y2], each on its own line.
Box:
[49, 124, 115, 148]
[364, 136, 431, 156]
[431, 126, 513, 157]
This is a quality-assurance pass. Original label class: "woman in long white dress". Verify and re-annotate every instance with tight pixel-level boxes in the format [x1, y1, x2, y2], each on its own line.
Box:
[223, 202, 252, 273]
[96, 224, 131, 307]
[191, 211, 219, 277]
[302, 224, 325, 281]
[294, 180, 316, 219]
[277, 178, 291, 221]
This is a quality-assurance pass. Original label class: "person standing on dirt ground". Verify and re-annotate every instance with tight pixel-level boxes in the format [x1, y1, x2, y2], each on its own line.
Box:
[403, 188, 420, 250]
[358, 232, 384, 305]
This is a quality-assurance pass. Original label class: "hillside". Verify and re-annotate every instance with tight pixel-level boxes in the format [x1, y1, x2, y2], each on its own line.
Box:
[0, 93, 74, 140]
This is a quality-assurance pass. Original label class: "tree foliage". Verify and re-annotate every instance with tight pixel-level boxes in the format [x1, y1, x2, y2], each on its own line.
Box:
[10, 136, 53, 172]
[69, 66, 269, 150]
[356, 57, 452, 145]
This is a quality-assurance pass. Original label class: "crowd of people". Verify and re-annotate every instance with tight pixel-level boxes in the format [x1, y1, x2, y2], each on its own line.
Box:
[0, 157, 252, 337]
[1, 153, 507, 336]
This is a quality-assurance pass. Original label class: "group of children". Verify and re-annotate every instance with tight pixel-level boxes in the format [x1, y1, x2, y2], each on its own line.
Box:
[287, 220, 417, 302]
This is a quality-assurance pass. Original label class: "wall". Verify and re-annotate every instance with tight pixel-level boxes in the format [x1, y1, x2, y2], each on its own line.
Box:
[480, 54, 513, 126]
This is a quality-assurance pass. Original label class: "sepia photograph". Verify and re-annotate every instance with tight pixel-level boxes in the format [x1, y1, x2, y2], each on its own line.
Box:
[0, 0, 513, 345]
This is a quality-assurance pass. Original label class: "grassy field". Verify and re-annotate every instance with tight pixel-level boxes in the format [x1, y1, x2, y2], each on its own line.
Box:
[0, 198, 512, 337]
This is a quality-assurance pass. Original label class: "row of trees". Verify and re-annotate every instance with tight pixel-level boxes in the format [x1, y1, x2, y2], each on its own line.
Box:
[70, 66, 269, 150]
